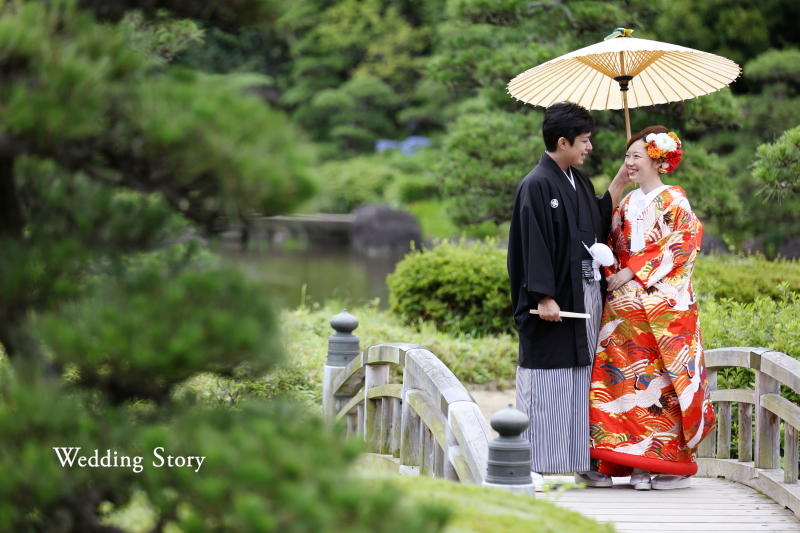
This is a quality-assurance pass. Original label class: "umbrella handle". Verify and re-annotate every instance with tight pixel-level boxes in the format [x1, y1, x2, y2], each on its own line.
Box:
[614, 72, 633, 141]
[622, 91, 631, 141]
[615, 73, 635, 187]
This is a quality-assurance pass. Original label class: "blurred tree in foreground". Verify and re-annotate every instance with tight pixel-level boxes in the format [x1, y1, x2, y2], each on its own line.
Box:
[0, 2, 449, 531]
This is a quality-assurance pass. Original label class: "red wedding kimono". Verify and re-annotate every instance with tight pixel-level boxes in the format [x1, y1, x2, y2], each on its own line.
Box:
[589, 185, 715, 476]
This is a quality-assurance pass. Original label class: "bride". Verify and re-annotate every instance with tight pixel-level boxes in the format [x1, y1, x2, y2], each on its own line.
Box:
[588, 126, 715, 490]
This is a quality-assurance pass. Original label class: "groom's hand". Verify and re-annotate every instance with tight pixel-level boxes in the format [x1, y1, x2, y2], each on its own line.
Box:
[538, 297, 562, 322]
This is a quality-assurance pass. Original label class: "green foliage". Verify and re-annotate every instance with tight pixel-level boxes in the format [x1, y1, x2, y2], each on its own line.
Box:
[442, 111, 543, 228]
[393, 474, 615, 533]
[36, 266, 280, 405]
[0, 2, 315, 224]
[388, 173, 442, 203]
[0, 383, 450, 533]
[137, 404, 450, 533]
[745, 48, 800, 89]
[300, 0, 429, 91]
[0, 3, 450, 533]
[674, 89, 743, 134]
[308, 148, 441, 213]
[651, 0, 789, 66]
[388, 239, 514, 336]
[671, 145, 744, 226]
[119, 9, 205, 61]
[752, 124, 800, 200]
[408, 200, 462, 239]
[693, 255, 800, 302]
[278, 0, 443, 154]
[702, 290, 800, 386]
[427, 23, 565, 106]
[175, 23, 289, 81]
[74, 0, 289, 27]
[308, 155, 400, 213]
[298, 75, 402, 156]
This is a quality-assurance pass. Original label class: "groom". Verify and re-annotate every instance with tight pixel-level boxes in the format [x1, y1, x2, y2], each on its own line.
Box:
[507, 102, 629, 487]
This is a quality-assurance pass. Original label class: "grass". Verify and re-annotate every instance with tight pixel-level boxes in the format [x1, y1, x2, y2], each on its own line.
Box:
[279, 300, 518, 402]
[382, 474, 616, 533]
[408, 200, 461, 240]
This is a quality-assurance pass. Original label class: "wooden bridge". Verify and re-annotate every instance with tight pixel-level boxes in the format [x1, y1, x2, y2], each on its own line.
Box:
[323, 334, 800, 532]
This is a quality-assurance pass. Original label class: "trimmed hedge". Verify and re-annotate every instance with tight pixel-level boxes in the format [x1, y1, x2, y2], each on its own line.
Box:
[693, 254, 800, 302]
[386, 243, 800, 338]
[387, 239, 514, 336]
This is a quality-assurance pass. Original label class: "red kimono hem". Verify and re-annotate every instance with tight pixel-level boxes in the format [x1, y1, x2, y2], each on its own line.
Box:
[590, 448, 698, 476]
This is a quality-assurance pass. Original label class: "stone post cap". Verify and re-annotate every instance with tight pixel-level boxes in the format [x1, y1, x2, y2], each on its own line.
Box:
[330, 309, 358, 334]
[485, 404, 532, 486]
[326, 310, 360, 367]
[490, 404, 531, 437]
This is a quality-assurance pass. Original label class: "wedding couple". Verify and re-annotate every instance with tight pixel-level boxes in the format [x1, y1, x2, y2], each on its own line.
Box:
[507, 102, 715, 491]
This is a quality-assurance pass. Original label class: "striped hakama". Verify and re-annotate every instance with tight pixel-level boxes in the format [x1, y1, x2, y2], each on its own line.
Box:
[516, 272, 604, 474]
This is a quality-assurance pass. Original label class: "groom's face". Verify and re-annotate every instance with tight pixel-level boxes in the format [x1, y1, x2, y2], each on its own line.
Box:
[559, 132, 593, 167]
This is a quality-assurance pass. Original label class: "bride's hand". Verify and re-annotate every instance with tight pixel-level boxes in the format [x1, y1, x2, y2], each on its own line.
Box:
[607, 267, 635, 291]
[613, 163, 632, 187]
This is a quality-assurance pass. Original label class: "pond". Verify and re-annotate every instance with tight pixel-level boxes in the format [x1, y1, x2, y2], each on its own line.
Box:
[221, 248, 406, 309]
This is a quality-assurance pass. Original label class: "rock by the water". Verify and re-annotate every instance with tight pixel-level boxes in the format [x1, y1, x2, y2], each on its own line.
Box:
[777, 237, 800, 260]
[699, 233, 730, 254]
[741, 237, 765, 256]
[350, 204, 422, 256]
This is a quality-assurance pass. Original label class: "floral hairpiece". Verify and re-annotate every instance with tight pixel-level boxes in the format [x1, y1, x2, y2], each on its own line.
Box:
[645, 132, 683, 174]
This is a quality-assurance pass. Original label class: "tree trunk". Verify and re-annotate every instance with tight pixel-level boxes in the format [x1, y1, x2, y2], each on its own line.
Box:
[0, 154, 23, 238]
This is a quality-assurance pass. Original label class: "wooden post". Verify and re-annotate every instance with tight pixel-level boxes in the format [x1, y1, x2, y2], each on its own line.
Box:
[755, 370, 780, 469]
[786, 424, 799, 484]
[420, 421, 435, 476]
[698, 369, 718, 459]
[356, 403, 364, 437]
[444, 419, 459, 481]
[347, 411, 358, 437]
[391, 397, 402, 458]
[434, 443, 445, 478]
[739, 402, 753, 463]
[400, 383, 421, 467]
[717, 401, 732, 459]
[365, 364, 389, 452]
[380, 398, 392, 455]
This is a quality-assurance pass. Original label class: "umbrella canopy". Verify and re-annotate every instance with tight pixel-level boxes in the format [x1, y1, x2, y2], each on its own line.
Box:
[507, 34, 741, 139]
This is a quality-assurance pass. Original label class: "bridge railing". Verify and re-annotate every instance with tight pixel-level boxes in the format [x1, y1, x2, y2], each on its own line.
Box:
[698, 347, 800, 515]
[322, 311, 492, 484]
[323, 338, 493, 484]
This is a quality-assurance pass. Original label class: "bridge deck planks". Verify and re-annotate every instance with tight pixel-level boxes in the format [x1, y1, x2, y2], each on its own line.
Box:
[541, 476, 800, 532]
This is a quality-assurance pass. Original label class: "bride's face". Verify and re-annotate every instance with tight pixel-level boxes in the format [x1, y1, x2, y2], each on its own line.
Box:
[624, 140, 662, 183]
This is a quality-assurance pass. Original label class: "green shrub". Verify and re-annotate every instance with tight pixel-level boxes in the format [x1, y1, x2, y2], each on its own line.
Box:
[388, 173, 442, 203]
[309, 156, 400, 213]
[387, 239, 514, 336]
[308, 149, 443, 213]
[702, 286, 800, 358]
[694, 254, 800, 302]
